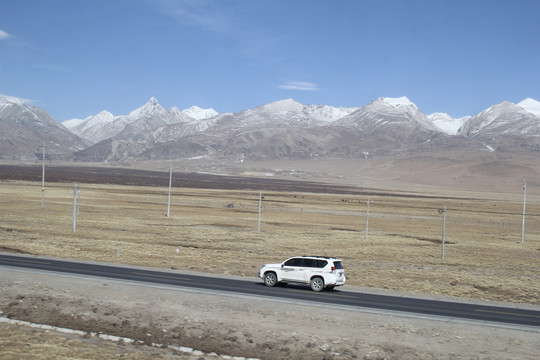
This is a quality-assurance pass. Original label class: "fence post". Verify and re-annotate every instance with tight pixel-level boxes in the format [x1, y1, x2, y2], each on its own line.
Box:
[440, 205, 446, 259]
[365, 197, 370, 238]
[257, 192, 263, 234]
[73, 184, 78, 232]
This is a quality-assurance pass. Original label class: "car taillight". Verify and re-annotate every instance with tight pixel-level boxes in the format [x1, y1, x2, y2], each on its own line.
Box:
[331, 266, 335, 271]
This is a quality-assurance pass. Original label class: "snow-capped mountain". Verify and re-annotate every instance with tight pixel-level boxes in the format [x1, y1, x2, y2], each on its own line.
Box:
[111, 97, 171, 140]
[337, 97, 438, 132]
[0, 95, 88, 159]
[73, 98, 364, 161]
[324, 97, 468, 156]
[63, 110, 117, 141]
[458, 101, 540, 151]
[63, 97, 219, 144]
[71, 96, 540, 161]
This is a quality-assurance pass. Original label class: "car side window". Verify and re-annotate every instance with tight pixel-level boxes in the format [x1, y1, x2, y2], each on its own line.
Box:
[302, 259, 315, 267]
[284, 258, 302, 267]
[314, 260, 328, 268]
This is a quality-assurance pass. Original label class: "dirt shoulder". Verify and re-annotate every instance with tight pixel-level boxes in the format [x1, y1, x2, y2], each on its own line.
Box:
[1, 268, 539, 360]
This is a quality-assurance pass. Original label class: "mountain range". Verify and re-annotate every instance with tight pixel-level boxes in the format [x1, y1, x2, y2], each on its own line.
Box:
[1, 94, 539, 162]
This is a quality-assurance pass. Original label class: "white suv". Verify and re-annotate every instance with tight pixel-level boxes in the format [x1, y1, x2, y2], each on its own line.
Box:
[258, 256, 346, 292]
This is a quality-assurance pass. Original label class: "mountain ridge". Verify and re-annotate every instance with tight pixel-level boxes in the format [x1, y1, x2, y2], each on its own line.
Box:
[1, 94, 539, 161]
[0, 94, 89, 160]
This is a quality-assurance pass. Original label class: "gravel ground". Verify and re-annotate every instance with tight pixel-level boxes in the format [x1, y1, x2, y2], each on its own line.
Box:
[1, 268, 539, 360]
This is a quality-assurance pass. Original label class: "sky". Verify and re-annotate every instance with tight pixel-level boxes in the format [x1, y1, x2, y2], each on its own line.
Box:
[1, 0, 539, 122]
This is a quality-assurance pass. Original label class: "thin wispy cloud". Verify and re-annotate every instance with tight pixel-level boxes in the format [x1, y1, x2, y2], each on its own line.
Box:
[278, 82, 319, 91]
[0, 29, 12, 40]
[34, 63, 73, 73]
[152, 0, 230, 33]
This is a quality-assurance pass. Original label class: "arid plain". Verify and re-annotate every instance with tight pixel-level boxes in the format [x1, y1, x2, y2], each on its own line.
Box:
[1, 176, 539, 304]
[1, 162, 539, 359]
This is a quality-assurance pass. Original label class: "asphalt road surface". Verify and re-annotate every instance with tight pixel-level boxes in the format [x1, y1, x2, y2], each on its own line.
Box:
[1, 253, 539, 329]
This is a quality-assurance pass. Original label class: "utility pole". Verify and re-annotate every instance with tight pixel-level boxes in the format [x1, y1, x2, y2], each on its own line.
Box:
[257, 192, 263, 234]
[521, 179, 526, 244]
[167, 163, 172, 218]
[72, 184, 78, 232]
[38, 145, 45, 211]
[365, 197, 370, 238]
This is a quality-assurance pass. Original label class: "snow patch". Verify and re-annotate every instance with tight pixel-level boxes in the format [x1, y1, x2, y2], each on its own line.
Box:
[304, 104, 359, 122]
[518, 98, 540, 117]
[261, 99, 304, 113]
[483, 144, 495, 152]
[382, 96, 416, 109]
[428, 113, 470, 135]
[62, 118, 84, 128]
[0, 94, 26, 106]
[182, 106, 218, 120]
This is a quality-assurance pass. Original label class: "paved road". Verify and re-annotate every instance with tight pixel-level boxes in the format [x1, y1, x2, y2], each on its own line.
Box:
[1, 253, 539, 329]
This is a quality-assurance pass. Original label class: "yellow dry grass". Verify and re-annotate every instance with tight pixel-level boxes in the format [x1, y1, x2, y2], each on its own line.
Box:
[1, 180, 539, 304]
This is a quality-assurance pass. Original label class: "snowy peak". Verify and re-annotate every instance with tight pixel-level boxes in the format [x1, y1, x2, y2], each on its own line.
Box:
[94, 110, 115, 121]
[351, 96, 439, 132]
[0, 94, 26, 106]
[304, 103, 360, 122]
[518, 98, 540, 117]
[166, 107, 190, 123]
[365, 97, 422, 115]
[475, 101, 527, 120]
[86, 110, 115, 125]
[127, 97, 166, 119]
[381, 96, 417, 109]
[260, 98, 304, 113]
[63, 110, 115, 133]
[182, 106, 218, 120]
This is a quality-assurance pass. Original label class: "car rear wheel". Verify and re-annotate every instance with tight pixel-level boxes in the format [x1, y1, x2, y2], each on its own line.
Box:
[310, 276, 324, 292]
[264, 272, 277, 287]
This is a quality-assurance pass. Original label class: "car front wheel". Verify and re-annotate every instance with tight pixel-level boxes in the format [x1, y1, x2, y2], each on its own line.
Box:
[310, 277, 324, 292]
[264, 272, 277, 287]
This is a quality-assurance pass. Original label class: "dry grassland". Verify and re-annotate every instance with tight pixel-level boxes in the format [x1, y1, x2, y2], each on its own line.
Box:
[1, 180, 539, 305]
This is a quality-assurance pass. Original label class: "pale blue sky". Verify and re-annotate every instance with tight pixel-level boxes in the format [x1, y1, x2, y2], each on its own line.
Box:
[1, 0, 539, 121]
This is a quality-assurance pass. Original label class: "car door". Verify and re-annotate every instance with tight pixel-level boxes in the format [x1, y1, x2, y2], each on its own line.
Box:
[280, 257, 308, 282]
